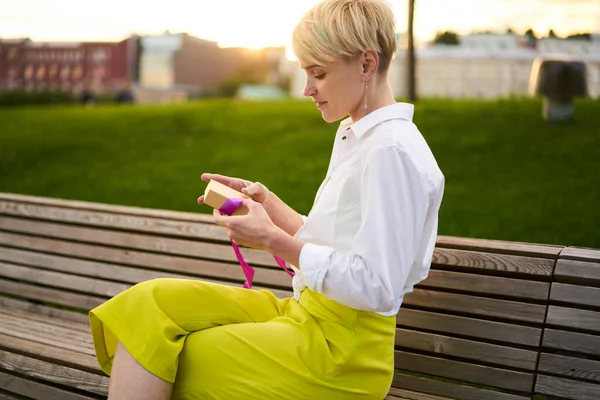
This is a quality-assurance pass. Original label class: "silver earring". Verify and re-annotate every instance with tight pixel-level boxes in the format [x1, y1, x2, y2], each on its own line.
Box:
[364, 81, 368, 111]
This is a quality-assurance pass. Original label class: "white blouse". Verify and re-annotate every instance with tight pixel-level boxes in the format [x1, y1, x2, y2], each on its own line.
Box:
[291, 103, 445, 316]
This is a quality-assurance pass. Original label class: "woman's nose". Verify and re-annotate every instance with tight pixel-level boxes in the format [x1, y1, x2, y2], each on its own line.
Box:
[303, 81, 317, 97]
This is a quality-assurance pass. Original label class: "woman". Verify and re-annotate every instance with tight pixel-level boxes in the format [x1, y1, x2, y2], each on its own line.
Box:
[88, 0, 444, 399]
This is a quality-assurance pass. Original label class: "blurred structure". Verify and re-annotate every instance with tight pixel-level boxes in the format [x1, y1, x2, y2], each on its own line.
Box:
[0, 36, 140, 94]
[0, 33, 288, 104]
[137, 33, 285, 103]
[529, 55, 588, 121]
[235, 84, 286, 100]
[289, 32, 600, 100]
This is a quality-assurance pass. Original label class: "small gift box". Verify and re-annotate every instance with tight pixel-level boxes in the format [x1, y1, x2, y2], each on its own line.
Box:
[202, 179, 294, 289]
[203, 179, 249, 216]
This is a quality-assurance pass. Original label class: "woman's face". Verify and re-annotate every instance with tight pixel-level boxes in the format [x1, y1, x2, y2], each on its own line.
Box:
[302, 57, 365, 123]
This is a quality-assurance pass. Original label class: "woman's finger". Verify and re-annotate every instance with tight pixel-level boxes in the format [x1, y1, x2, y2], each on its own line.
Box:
[202, 173, 249, 192]
[213, 209, 229, 227]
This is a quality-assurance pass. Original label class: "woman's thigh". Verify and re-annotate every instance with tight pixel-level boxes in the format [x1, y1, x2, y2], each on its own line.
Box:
[172, 317, 337, 400]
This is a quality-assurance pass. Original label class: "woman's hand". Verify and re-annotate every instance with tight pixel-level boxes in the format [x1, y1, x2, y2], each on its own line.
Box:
[198, 173, 271, 205]
[213, 198, 279, 251]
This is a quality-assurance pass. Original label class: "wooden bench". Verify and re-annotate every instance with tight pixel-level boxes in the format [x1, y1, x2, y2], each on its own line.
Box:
[535, 247, 600, 400]
[0, 192, 597, 400]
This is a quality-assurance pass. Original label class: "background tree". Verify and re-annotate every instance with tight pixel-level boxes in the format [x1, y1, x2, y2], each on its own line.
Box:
[433, 31, 460, 45]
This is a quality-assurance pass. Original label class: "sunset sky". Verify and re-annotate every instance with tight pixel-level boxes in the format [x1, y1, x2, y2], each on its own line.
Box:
[1, 0, 598, 49]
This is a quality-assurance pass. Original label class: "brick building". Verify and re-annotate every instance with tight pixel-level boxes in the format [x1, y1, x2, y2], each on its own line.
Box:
[0, 36, 140, 93]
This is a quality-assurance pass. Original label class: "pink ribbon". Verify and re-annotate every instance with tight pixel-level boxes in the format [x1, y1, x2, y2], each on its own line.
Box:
[219, 198, 295, 289]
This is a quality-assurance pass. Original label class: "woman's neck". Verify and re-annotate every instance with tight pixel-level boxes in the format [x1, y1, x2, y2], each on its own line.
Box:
[349, 78, 396, 123]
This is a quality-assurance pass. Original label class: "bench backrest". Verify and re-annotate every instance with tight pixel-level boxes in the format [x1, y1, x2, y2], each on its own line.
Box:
[535, 247, 600, 400]
[0, 193, 570, 399]
[390, 236, 562, 400]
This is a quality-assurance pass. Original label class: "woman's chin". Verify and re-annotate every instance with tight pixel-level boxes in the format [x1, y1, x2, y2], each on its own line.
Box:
[321, 109, 344, 123]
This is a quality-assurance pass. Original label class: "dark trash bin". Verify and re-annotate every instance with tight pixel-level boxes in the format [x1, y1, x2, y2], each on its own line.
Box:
[529, 56, 588, 122]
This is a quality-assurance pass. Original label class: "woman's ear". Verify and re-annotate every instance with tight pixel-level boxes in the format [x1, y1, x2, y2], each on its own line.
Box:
[362, 50, 379, 80]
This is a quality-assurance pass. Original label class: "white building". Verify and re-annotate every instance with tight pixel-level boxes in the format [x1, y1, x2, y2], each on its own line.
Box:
[290, 33, 600, 99]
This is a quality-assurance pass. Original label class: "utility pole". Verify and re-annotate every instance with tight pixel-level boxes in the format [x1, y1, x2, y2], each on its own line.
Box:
[406, 0, 417, 101]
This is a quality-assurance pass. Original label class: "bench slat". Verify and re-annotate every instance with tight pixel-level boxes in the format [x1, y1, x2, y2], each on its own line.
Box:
[420, 269, 550, 300]
[0, 296, 88, 324]
[394, 351, 533, 391]
[546, 306, 600, 333]
[0, 200, 228, 242]
[0, 391, 30, 400]
[0, 332, 98, 372]
[387, 387, 454, 400]
[0, 324, 92, 356]
[0, 192, 214, 223]
[560, 247, 600, 263]
[542, 329, 600, 357]
[392, 373, 529, 400]
[0, 215, 277, 268]
[0, 233, 289, 288]
[396, 308, 541, 347]
[0, 278, 105, 311]
[0, 350, 108, 396]
[395, 329, 537, 370]
[550, 283, 600, 308]
[404, 290, 547, 323]
[536, 374, 600, 400]
[538, 353, 600, 383]
[432, 247, 554, 277]
[554, 259, 600, 285]
[0, 193, 562, 259]
[0, 261, 129, 298]
[0, 370, 96, 400]
[0, 313, 93, 349]
[435, 235, 563, 258]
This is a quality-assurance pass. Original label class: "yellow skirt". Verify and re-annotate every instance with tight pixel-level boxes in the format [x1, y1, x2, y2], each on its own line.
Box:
[89, 278, 396, 399]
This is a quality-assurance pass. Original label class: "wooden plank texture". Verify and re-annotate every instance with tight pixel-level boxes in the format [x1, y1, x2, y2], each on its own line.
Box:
[0, 333, 98, 372]
[403, 290, 547, 323]
[550, 283, 600, 308]
[554, 259, 600, 285]
[0, 279, 105, 311]
[435, 235, 563, 258]
[0, 306, 90, 332]
[431, 247, 554, 276]
[392, 373, 528, 400]
[542, 329, 600, 357]
[0, 297, 88, 324]
[0, 261, 130, 298]
[536, 374, 600, 400]
[0, 192, 214, 223]
[387, 387, 454, 400]
[395, 329, 537, 370]
[396, 308, 541, 347]
[546, 306, 600, 333]
[0, 316, 94, 354]
[561, 247, 600, 263]
[538, 353, 600, 383]
[394, 351, 533, 391]
[0, 391, 29, 400]
[0, 215, 277, 268]
[0, 350, 108, 396]
[0, 200, 226, 242]
[0, 233, 288, 287]
[419, 269, 550, 300]
[0, 370, 96, 400]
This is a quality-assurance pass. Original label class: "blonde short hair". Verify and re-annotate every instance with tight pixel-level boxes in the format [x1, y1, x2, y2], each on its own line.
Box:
[292, 0, 398, 72]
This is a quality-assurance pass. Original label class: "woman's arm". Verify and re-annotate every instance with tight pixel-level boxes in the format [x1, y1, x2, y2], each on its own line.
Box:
[262, 192, 306, 238]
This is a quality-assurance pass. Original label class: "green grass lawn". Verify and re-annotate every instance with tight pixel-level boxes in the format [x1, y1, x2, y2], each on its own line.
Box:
[0, 98, 598, 248]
